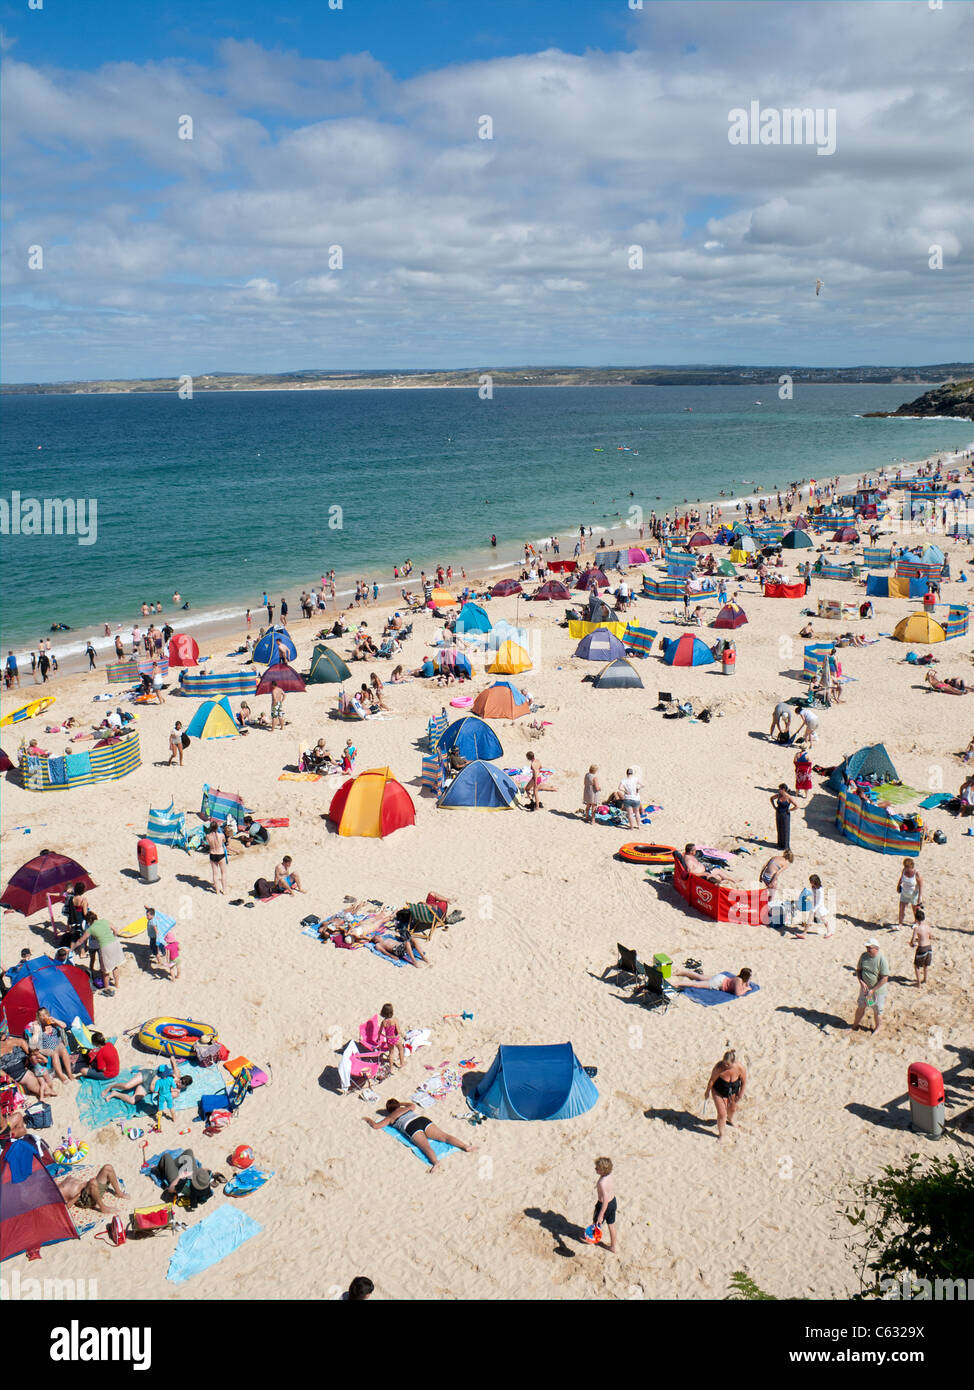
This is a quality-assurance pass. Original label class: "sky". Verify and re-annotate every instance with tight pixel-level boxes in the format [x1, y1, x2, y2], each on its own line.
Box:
[1, 0, 972, 381]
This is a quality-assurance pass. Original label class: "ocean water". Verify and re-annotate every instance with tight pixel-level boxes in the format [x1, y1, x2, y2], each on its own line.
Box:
[1, 383, 970, 658]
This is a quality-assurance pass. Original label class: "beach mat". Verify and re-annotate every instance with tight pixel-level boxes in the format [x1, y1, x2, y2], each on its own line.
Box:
[278, 771, 321, 782]
[166, 1204, 262, 1285]
[76, 1061, 215, 1129]
[873, 783, 922, 806]
[385, 1125, 455, 1166]
[680, 973, 762, 1007]
[920, 793, 954, 809]
[142, 1148, 182, 1186]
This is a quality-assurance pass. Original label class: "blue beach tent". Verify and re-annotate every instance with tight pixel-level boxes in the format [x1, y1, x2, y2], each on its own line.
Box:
[437, 760, 519, 809]
[470, 1043, 598, 1121]
[253, 627, 297, 665]
[827, 743, 899, 794]
[454, 602, 492, 635]
[574, 628, 627, 662]
[437, 714, 503, 761]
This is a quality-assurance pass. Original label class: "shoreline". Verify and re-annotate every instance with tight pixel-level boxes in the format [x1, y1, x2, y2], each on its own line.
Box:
[5, 446, 968, 684]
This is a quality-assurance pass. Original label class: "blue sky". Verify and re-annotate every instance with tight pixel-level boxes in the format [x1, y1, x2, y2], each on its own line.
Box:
[2, 0, 972, 380]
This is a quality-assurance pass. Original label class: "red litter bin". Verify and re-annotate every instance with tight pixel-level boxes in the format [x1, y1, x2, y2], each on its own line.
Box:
[136, 837, 159, 885]
[721, 641, 736, 676]
[908, 1062, 944, 1138]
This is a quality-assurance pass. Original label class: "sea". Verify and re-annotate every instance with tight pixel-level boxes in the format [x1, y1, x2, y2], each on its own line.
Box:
[1, 383, 971, 662]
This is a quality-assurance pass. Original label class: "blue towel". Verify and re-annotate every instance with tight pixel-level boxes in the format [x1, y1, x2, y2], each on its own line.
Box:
[920, 793, 953, 809]
[142, 1148, 183, 1186]
[680, 973, 762, 1007]
[166, 1204, 262, 1284]
[365, 941, 407, 967]
[46, 756, 67, 785]
[65, 752, 92, 778]
[386, 1125, 455, 1166]
[76, 1060, 215, 1128]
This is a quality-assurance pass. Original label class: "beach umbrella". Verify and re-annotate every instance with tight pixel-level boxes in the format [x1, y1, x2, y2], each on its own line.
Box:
[255, 662, 307, 694]
[1, 852, 95, 917]
[490, 579, 522, 597]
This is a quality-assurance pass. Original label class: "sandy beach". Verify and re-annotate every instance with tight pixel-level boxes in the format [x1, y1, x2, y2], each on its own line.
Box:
[2, 459, 972, 1302]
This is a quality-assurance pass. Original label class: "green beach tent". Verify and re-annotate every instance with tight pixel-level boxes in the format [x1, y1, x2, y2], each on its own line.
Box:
[307, 644, 351, 684]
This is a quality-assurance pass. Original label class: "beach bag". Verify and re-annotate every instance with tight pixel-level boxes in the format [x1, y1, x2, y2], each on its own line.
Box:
[203, 1107, 233, 1135]
[180, 732, 191, 749]
[193, 1041, 224, 1068]
[24, 1101, 52, 1130]
[96, 1215, 126, 1247]
[253, 878, 275, 899]
[933, 829, 947, 844]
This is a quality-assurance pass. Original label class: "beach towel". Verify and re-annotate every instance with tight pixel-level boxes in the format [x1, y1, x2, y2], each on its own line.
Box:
[919, 793, 954, 809]
[679, 974, 762, 1007]
[385, 1124, 455, 1166]
[277, 771, 321, 782]
[77, 1061, 216, 1128]
[873, 782, 922, 806]
[142, 1148, 183, 1187]
[166, 1204, 262, 1284]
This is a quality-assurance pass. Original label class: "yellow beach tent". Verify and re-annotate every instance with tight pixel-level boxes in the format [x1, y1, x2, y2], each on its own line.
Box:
[893, 612, 946, 644]
[486, 640, 533, 675]
[327, 766, 416, 838]
[184, 696, 239, 740]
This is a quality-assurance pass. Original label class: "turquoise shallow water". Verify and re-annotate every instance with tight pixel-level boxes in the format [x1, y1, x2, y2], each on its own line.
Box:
[1, 383, 970, 656]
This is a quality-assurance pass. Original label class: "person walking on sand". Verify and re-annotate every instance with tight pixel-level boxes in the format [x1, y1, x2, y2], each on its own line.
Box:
[853, 939, 889, 1035]
[583, 765, 601, 824]
[910, 907, 932, 987]
[206, 820, 227, 895]
[168, 721, 185, 767]
[270, 679, 285, 731]
[704, 1050, 747, 1142]
[619, 767, 642, 830]
[587, 1156, 618, 1253]
[895, 858, 923, 929]
[524, 749, 541, 811]
[364, 1099, 476, 1173]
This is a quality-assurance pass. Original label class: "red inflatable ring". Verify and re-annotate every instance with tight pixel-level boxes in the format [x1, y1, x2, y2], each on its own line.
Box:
[618, 843, 677, 865]
[161, 1025, 191, 1040]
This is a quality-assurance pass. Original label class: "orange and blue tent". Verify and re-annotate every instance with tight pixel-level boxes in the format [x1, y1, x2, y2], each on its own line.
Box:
[328, 767, 415, 838]
[472, 681, 531, 720]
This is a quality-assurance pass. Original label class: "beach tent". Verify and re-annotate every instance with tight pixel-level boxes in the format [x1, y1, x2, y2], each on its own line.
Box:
[146, 798, 188, 850]
[781, 528, 814, 549]
[1, 956, 94, 1037]
[430, 588, 457, 607]
[592, 658, 643, 689]
[471, 682, 531, 720]
[470, 1043, 598, 1121]
[713, 603, 748, 629]
[831, 527, 859, 543]
[661, 634, 715, 667]
[255, 662, 307, 694]
[253, 627, 296, 665]
[717, 559, 738, 577]
[200, 784, 251, 823]
[920, 544, 945, 566]
[575, 568, 610, 591]
[455, 602, 491, 635]
[1, 853, 94, 918]
[0, 1136, 80, 1263]
[487, 641, 532, 675]
[574, 628, 627, 662]
[687, 531, 713, 547]
[0, 749, 12, 772]
[437, 760, 519, 809]
[327, 767, 415, 838]
[586, 593, 613, 623]
[307, 644, 351, 684]
[731, 534, 757, 554]
[827, 744, 898, 795]
[627, 547, 649, 563]
[486, 621, 528, 651]
[438, 714, 503, 761]
[185, 696, 238, 741]
[892, 613, 946, 644]
[490, 578, 522, 597]
[167, 634, 199, 668]
[436, 650, 472, 679]
[532, 580, 571, 602]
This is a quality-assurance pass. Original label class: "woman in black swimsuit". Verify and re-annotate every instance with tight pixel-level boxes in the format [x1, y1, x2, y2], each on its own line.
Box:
[364, 1099, 477, 1172]
[704, 1050, 747, 1141]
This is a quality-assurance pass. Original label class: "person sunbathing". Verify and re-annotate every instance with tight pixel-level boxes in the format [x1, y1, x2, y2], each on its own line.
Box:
[371, 930, 430, 967]
[364, 1099, 476, 1172]
[671, 967, 754, 996]
[926, 671, 968, 693]
[682, 844, 735, 883]
[55, 1163, 128, 1214]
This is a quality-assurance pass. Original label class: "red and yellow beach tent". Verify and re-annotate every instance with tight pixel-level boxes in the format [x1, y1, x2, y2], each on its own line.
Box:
[327, 767, 416, 838]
